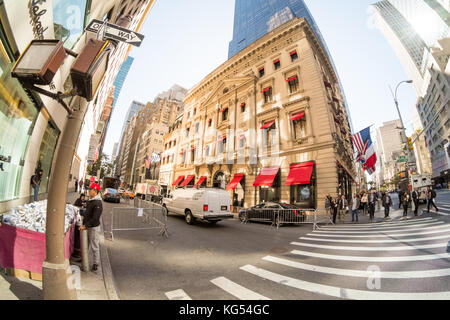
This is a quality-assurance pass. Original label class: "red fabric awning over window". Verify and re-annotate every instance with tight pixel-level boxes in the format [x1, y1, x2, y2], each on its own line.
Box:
[194, 177, 207, 188]
[191, 146, 195, 151]
[172, 176, 185, 187]
[286, 162, 314, 186]
[240, 103, 246, 108]
[273, 59, 280, 64]
[258, 67, 264, 71]
[260, 121, 275, 130]
[226, 174, 245, 191]
[289, 112, 305, 121]
[290, 51, 297, 56]
[253, 167, 280, 187]
[219, 107, 228, 113]
[180, 175, 195, 187]
[324, 81, 332, 89]
[179, 149, 185, 156]
[286, 75, 298, 82]
[217, 136, 226, 143]
[261, 87, 271, 93]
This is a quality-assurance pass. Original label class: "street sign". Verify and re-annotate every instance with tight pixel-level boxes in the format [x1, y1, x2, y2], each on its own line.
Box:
[397, 156, 407, 163]
[86, 19, 145, 47]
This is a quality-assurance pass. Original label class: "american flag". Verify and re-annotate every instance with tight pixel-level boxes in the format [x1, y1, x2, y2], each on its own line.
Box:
[352, 127, 377, 175]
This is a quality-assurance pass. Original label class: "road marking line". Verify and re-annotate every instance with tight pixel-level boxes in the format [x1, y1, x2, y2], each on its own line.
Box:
[290, 249, 450, 262]
[290, 241, 449, 251]
[210, 277, 270, 300]
[300, 234, 450, 243]
[165, 289, 192, 300]
[318, 221, 443, 231]
[315, 223, 449, 235]
[240, 265, 450, 300]
[429, 210, 450, 216]
[263, 255, 450, 279]
[328, 217, 434, 228]
[306, 226, 450, 238]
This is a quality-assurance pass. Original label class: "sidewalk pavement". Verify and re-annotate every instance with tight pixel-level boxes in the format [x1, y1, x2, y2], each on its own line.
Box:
[0, 192, 117, 300]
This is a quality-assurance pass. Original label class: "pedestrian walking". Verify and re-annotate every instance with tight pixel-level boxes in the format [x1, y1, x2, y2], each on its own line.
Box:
[382, 192, 393, 218]
[398, 189, 403, 209]
[30, 169, 44, 202]
[338, 195, 348, 223]
[79, 179, 83, 194]
[427, 187, 438, 213]
[79, 183, 103, 272]
[361, 192, 368, 215]
[74, 178, 78, 193]
[325, 194, 333, 216]
[368, 190, 376, 222]
[412, 188, 420, 217]
[402, 192, 411, 219]
[331, 199, 338, 224]
[351, 193, 360, 223]
[377, 191, 382, 212]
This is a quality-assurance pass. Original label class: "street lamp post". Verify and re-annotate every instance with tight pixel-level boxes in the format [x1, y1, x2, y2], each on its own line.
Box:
[390, 80, 414, 182]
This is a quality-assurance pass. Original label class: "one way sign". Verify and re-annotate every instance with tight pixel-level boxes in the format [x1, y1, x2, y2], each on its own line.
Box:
[86, 19, 145, 47]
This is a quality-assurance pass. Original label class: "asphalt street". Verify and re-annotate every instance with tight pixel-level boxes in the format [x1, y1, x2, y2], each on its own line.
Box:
[101, 190, 450, 300]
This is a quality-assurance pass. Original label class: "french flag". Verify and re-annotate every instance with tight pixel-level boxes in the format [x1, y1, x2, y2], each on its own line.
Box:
[352, 127, 377, 174]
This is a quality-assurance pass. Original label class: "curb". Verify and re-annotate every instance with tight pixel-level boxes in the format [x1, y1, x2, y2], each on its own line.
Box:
[99, 223, 120, 300]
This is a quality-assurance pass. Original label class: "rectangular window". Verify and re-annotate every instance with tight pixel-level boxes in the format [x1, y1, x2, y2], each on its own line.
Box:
[240, 103, 246, 113]
[222, 108, 228, 121]
[195, 122, 200, 133]
[273, 59, 281, 70]
[262, 87, 273, 103]
[290, 50, 298, 62]
[287, 76, 299, 94]
[208, 119, 212, 127]
[239, 136, 245, 148]
[259, 67, 265, 77]
[293, 118, 306, 140]
[186, 128, 190, 137]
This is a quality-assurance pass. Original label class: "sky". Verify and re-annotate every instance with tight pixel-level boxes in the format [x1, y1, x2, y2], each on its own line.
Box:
[103, 0, 418, 157]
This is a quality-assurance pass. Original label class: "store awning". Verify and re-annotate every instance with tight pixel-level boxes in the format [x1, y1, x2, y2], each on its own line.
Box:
[286, 75, 298, 82]
[172, 176, 185, 187]
[261, 87, 271, 93]
[260, 121, 275, 130]
[219, 107, 228, 113]
[194, 177, 207, 188]
[180, 175, 195, 187]
[217, 136, 226, 143]
[286, 162, 314, 186]
[289, 112, 305, 122]
[226, 174, 245, 191]
[253, 167, 280, 187]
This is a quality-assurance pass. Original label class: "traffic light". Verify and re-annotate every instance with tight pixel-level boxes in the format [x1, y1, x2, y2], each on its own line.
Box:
[407, 137, 414, 151]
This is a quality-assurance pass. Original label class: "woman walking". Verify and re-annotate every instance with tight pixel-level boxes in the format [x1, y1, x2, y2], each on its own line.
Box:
[382, 192, 393, 219]
[361, 192, 368, 215]
[402, 192, 411, 219]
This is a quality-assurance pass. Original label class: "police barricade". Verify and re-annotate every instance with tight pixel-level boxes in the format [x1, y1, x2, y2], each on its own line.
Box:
[275, 209, 334, 230]
[241, 209, 277, 226]
[110, 204, 169, 241]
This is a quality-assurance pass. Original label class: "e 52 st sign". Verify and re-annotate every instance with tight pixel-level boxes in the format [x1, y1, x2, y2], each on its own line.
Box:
[86, 19, 145, 47]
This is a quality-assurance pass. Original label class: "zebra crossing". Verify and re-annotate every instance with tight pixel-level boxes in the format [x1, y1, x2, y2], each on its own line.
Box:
[165, 216, 450, 300]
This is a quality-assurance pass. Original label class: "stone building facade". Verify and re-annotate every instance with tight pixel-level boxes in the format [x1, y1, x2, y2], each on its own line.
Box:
[163, 18, 355, 210]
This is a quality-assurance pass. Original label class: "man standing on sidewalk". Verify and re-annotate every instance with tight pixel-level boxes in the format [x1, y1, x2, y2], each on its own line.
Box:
[412, 188, 420, 217]
[382, 192, 393, 219]
[338, 194, 348, 223]
[79, 183, 103, 272]
[30, 170, 43, 202]
[368, 190, 376, 222]
[350, 193, 360, 223]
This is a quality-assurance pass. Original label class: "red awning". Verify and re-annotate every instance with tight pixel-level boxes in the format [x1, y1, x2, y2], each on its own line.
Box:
[324, 81, 332, 88]
[194, 177, 207, 188]
[180, 175, 195, 187]
[261, 87, 271, 93]
[219, 107, 228, 113]
[238, 135, 245, 140]
[217, 136, 226, 143]
[240, 103, 246, 108]
[286, 162, 314, 186]
[286, 75, 298, 82]
[253, 167, 280, 187]
[290, 51, 297, 56]
[172, 176, 185, 187]
[289, 112, 305, 121]
[226, 174, 245, 191]
[258, 67, 264, 71]
[191, 146, 195, 151]
[179, 150, 185, 155]
[273, 59, 280, 64]
[260, 121, 275, 130]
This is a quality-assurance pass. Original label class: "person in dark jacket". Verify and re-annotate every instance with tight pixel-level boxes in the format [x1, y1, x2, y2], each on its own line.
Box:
[30, 170, 43, 202]
[411, 188, 420, 216]
[402, 192, 412, 219]
[79, 183, 103, 272]
[72, 194, 87, 260]
[427, 187, 438, 213]
[382, 192, 393, 219]
[331, 199, 338, 224]
[397, 190, 403, 209]
[368, 190, 376, 222]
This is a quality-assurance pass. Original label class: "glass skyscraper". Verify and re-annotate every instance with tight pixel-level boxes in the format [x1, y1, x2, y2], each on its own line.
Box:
[113, 56, 135, 107]
[229, 0, 327, 58]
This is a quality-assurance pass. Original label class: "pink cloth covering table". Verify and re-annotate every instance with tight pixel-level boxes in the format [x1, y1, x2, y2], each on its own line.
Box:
[0, 223, 75, 274]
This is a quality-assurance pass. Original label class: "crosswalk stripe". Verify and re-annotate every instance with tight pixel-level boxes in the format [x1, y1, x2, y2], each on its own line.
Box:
[210, 277, 270, 300]
[240, 265, 450, 300]
[290, 249, 450, 262]
[429, 210, 450, 216]
[300, 234, 450, 243]
[328, 217, 434, 228]
[306, 226, 450, 238]
[318, 221, 443, 232]
[315, 223, 449, 235]
[165, 289, 192, 300]
[290, 241, 449, 251]
[263, 255, 450, 279]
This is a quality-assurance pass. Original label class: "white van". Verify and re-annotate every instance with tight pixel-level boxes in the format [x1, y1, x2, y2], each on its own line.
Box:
[162, 188, 233, 225]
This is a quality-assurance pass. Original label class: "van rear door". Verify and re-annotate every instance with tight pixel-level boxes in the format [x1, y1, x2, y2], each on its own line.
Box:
[206, 192, 220, 216]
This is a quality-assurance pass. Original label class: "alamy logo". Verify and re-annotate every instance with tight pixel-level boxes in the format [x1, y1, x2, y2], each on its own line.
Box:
[366, 265, 381, 290]
[67, 265, 81, 290]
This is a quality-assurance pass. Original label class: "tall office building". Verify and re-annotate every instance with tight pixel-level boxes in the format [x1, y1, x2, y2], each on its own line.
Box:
[113, 56, 135, 107]
[228, 0, 353, 130]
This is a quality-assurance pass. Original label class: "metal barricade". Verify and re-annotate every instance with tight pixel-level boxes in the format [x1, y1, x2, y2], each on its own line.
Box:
[110, 203, 169, 241]
[276, 209, 334, 230]
[242, 209, 277, 226]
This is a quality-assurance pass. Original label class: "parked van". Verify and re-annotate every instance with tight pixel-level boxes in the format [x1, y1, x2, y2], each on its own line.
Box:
[162, 188, 233, 225]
